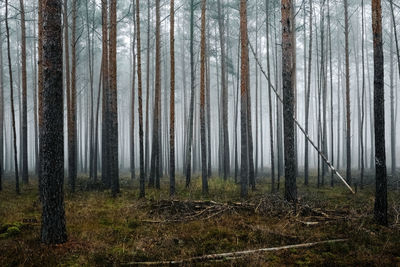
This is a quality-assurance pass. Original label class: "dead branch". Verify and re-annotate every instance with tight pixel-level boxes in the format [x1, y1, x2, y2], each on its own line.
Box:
[123, 239, 348, 266]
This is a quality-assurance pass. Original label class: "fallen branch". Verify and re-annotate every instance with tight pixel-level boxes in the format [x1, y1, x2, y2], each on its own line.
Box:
[123, 239, 348, 266]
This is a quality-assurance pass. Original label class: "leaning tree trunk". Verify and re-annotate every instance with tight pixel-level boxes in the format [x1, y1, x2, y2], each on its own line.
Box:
[5, 0, 20, 194]
[372, 0, 388, 226]
[40, 0, 67, 244]
[282, 0, 296, 202]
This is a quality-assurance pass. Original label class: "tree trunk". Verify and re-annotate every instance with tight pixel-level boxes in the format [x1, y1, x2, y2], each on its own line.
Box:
[101, 0, 110, 188]
[266, 0, 275, 192]
[304, 0, 312, 186]
[131, 0, 137, 180]
[136, 0, 145, 198]
[200, 0, 208, 195]
[170, 0, 176, 196]
[0, 19, 3, 191]
[372, 0, 388, 226]
[40, 0, 67, 244]
[282, 0, 296, 202]
[5, 0, 20, 194]
[390, 0, 400, 175]
[150, 0, 161, 189]
[239, 0, 249, 198]
[344, 0, 351, 185]
[145, 0, 151, 178]
[185, 0, 196, 188]
[68, 0, 78, 193]
[361, 0, 366, 187]
[19, 0, 28, 184]
[109, 0, 119, 197]
[217, 0, 230, 181]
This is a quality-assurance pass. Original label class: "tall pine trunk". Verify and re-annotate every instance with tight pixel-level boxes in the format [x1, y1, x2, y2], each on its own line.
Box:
[109, 0, 119, 197]
[40, 0, 67, 244]
[20, 0, 28, 184]
[344, 0, 351, 185]
[136, 0, 145, 198]
[239, 0, 249, 198]
[170, 0, 176, 196]
[282, 0, 296, 202]
[372, 0, 388, 226]
[200, 0, 208, 195]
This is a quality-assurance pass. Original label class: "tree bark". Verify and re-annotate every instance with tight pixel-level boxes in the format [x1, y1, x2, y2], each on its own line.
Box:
[200, 0, 208, 195]
[185, 0, 196, 188]
[266, 0, 275, 192]
[149, 0, 161, 189]
[40, 0, 67, 244]
[282, 0, 296, 202]
[239, 0, 249, 198]
[20, 0, 28, 184]
[372, 0, 388, 226]
[344, 0, 351, 185]
[109, 0, 119, 197]
[136, 0, 145, 198]
[304, 0, 312, 186]
[217, 0, 230, 181]
[170, 0, 176, 196]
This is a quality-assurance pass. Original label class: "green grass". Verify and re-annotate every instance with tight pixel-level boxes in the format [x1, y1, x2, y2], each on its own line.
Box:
[0, 174, 399, 266]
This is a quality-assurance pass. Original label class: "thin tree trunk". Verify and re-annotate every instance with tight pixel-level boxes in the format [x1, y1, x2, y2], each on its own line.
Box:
[0, 18, 3, 191]
[361, 0, 366, 187]
[372, 0, 387, 226]
[266, 0, 275, 192]
[150, 0, 161, 189]
[390, 0, 400, 175]
[304, 0, 312, 186]
[20, 0, 28, 184]
[101, 0, 110, 188]
[200, 0, 208, 195]
[217, 0, 230, 181]
[185, 0, 196, 188]
[136, 0, 145, 198]
[131, 0, 137, 180]
[109, 0, 119, 197]
[5, 0, 20, 194]
[170, 0, 176, 196]
[145, 0, 151, 178]
[239, 0, 249, 198]
[344, 0, 351, 185]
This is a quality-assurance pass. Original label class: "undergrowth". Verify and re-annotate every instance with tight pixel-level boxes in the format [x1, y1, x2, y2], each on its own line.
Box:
[0, 174, 399, 266]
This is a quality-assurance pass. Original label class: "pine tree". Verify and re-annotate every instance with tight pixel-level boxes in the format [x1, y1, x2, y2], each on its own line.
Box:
[40, 0, 67, 244]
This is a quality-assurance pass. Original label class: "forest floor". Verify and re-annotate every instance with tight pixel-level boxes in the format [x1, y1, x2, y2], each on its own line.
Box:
[0, 174, 399, 266]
